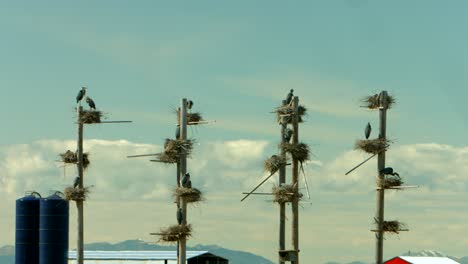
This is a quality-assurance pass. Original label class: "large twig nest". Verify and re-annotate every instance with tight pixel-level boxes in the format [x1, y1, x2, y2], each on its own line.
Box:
[176, 109, 204, 125]
[361, 94, 395, 109]
[354, 139, 390, 154]
[272, 184, 303, 204]
[80, 110, 103, 124]
[280, 142, 310, 163]
[60, 150, 90, 169]
[64, 186, 91, 201]
[173, 187, 204, 204]
[155, 139, 194, 164]
[157, 224, 192, 243]
[378, 220, 407, 234]
[275, 105, 307, 124]
[381, 175, 404, 189]
[264, 155, 287, 175]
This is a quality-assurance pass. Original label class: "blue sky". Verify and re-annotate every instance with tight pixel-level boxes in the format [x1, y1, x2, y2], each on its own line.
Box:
[0, 1, 467, 263]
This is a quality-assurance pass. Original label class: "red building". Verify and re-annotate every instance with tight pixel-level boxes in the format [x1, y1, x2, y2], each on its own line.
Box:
[385, 256, 460, 264]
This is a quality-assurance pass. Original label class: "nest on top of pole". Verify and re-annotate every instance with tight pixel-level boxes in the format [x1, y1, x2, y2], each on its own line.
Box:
[279, 142, 311, 163]
[63, 186, 91, 201]
[156, 224, 192, 243]
[79, 109, 103, 124]
[175, 108, 204, 125]
[60, 150, 90, 169]
[173, 187, 204, 204]
[380, 175, 404, 189]
[272, 184, 303, 204]
[155, 138, 194, 164]
[275, 104, 307, 124]
[354, 138, 391, 155]
[361, 94, 396, 110]
[375, 219, 407, 234]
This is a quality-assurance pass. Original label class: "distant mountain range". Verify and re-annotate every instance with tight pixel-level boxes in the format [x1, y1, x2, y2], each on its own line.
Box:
[0, 239, 274, 264]
[2, 242, 467, 264]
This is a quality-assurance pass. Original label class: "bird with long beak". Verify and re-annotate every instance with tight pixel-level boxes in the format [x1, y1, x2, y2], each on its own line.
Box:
[76, 87, 87, 104]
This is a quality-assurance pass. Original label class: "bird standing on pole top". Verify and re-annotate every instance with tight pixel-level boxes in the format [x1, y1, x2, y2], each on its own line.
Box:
[181, 173, 190, 188]
[285, 89, 294, 105]
[76, 87, 87, 103]
[86, 96, 96, 110]
[186, 100, 193, 110]
[365, 122, 372, 139]
[177, 208, 184, 225]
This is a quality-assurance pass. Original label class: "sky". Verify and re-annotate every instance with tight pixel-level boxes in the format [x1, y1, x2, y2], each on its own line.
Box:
[0, 1, 468, 263]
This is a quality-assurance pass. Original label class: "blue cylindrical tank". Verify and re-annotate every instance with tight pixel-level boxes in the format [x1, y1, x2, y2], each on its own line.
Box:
[39, 193, 69, 264]
[15, 193, 41, 264]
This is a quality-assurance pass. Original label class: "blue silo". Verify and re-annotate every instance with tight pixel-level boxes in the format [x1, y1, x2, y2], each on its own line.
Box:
[15, 192, 41, 264]
[39, 192, 69, 264]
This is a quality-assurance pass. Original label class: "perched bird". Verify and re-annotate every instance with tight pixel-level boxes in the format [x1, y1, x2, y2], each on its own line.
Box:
[175, 126, 180, 139]
[73, 176, 80, 188]
[285, 89, 294, 105]
[283, 128, 293, 143]
[76, 87, 87, 103]
[365, 122, 371, 139]
[187, 100, 194, 110]
[86, 96, 96, 110]
[380, 167, 399, 177]
[186, 180, 192, 189]
[181, 173, 190, 188]
[176, 208, 184, 225]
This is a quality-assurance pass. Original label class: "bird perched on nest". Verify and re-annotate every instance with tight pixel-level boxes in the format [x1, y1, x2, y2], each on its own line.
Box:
[86, 96, 96, 111]
[177, 208, 184, 225]
[73, 176, 80, 188]
[76, 87, 87, 103]
[283, 128, 293, 143]
[285, 89, 294, 105]
[181, 173, 190, 188]
[186, 100, 194, 110]
[365, 122, 371, 139]
[380, 167, 399, 177]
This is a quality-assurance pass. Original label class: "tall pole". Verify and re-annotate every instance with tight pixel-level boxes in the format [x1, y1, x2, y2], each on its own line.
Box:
[375, 91, 388, 264]
[178, 99, 188, 264]
[76, 106, 84, 264]
[279, 113, 287, 264]
[291, 97, 299, 264]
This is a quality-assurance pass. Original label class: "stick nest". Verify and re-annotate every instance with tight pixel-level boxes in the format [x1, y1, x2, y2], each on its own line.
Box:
[361, 94, 395, 109]
[80, 110, 103, 124]
[378, 220, 407, 234]
[173, 187, 204, 204]
[280, 142, 310, 163]
[155, 139, 194, 164]
[64, 186, 91, 201]
[354, 139, 390, 154]
[157, 224, 192, 243]
[275, 105, 307, 124]
[264, 155, 287, 175]
[381, 175, 404, 189]
[60, 150, 90, 169]
[176, 109, 204, 125]
[272, 184, 303, 204]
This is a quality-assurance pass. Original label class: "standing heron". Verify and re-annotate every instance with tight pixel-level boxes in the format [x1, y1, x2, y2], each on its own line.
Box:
[186, 180, 192, 189]
[76, 87, 87, 103]
[73, 176, 80, 188]
[187, 100, 194, 110]
[86, 96, 96, 110]
[285, 89, 294, 105]
[283, 128, 293, 143]
[380, 167, 399, 177]
[181, 173, 190, 188]
[177, 208, 184, 225]
[365, 122, 371, 139]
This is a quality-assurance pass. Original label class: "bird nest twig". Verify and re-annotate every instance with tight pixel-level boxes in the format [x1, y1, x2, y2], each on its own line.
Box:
[381, 176, 404, 189]
[264, 155, 287, 175]
[279, 142, 310, 163]
[156, 224, 192, 243]
[173, 187, 204, 204]
[361, 94, 395, 109]
[275, 105, 307, 124]
[354, 139, 391, 154]
[154, 139, 194, 164]
[60, 150, 90, 169]
[80, 110, 103, 124]
[272, 184, 303, 204]
[376, 220, 407, 234]
[176, 109, 204, 125]
[64, 186, 91, 201]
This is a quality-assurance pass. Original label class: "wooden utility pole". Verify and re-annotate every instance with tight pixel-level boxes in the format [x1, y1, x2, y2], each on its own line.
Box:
[178, 98, 188, 264]
[76, 106, 84, 264]
[279, 113, 287, 264]
[291, 96, 300, 264]
[375, 91, 388, 264]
